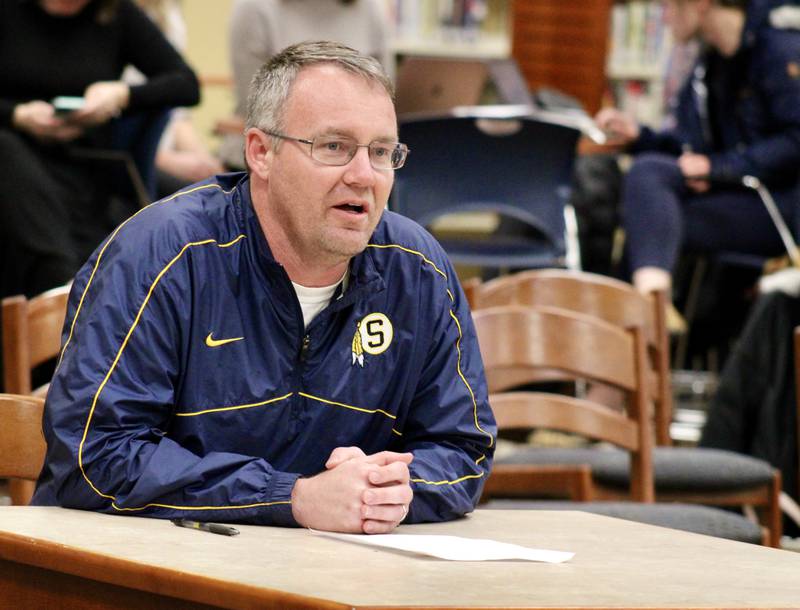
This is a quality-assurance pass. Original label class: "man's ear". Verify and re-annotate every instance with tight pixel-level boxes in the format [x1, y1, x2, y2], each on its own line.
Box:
[244, 128, 273, 179]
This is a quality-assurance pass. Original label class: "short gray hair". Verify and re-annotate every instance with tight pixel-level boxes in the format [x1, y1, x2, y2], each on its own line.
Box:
[245, 40, 394, 138]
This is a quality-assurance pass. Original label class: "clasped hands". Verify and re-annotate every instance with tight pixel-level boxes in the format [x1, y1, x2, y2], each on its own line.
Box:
[291, 446, 414, 534]
[13, 81, 130, 142]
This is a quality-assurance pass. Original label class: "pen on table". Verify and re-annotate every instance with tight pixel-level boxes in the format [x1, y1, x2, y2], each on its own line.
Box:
[171, 518, 239, 537]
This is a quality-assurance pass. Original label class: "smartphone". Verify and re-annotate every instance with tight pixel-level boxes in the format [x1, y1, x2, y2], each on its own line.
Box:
[51, 96, 85, 115]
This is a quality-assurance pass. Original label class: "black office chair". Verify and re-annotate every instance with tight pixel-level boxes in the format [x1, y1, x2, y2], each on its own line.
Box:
[391, 110, 581, 270]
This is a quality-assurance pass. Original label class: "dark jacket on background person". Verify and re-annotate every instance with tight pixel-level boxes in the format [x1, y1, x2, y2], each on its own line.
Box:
[632, 0, 800, 190]
[700, 290, 799, 534]
[32, 173, 496, 525]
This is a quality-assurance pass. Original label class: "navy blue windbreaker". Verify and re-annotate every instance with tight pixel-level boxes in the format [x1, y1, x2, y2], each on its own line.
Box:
[32, 172, 496, 525]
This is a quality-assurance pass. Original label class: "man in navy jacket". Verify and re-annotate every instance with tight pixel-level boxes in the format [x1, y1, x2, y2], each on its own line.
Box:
[33, 41, 496, 534]
[596, 0, 800, 298]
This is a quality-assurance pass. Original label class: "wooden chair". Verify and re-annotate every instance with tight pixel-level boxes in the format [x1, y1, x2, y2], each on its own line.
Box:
[474, 268, 671, 444]
[474, 305, 654, 502]
[2, 283, 70, 396]
[474, 305, 767, 545]
[1, 283, 69, 504]
[0, 394, 46, 505]
[473, 270, 782, 546]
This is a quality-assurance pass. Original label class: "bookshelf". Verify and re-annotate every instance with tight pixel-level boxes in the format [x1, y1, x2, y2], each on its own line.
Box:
[385, 0, 512, 59]
[605, 0, 673, 127]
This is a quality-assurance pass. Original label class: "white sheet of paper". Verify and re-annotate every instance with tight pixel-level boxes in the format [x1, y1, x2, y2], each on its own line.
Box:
[313, 531, 574, 563]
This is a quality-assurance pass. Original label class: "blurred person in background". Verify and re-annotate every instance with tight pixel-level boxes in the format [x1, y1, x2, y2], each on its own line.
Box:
[217, 0, 392, 170]
[595, 0, 800, 323]
[128, 0, 224, 198]
[0, 0, 199, 299]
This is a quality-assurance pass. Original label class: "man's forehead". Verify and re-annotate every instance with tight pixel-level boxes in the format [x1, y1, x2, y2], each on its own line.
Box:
[288, 63, 391, 102]
[283, 64, 397, 137]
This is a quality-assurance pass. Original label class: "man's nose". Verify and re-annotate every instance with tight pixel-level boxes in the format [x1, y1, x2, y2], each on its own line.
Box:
[343, 146, 376, 187]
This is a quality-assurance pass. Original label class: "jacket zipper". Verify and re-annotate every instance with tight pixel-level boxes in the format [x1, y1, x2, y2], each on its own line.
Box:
[299, 333, 310, 364]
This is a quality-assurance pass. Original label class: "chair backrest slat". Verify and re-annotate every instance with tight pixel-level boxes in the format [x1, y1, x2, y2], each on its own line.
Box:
[0, 394, 46, 485]
[489, 392, 640, 450]
[474, 305, 637, 391]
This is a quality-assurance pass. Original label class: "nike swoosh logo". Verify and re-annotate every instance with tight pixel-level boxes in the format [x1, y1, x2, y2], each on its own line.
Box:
[205, 333, 244, 348]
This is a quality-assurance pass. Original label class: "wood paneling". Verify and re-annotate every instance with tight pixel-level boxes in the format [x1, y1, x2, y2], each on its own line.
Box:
[512, 0, 613, 114]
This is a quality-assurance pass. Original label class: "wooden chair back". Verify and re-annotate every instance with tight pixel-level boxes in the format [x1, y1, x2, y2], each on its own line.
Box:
[2, 284, 70, 396]
[474, 269, 673, 445]
[2, 284, 69, 505]
[0, 394, 46, 505]
[460, 276, 482, 310]
[472, 305, 654, 501]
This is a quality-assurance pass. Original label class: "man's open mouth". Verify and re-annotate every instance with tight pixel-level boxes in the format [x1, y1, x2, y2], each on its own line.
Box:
[335, 202, 366, 214]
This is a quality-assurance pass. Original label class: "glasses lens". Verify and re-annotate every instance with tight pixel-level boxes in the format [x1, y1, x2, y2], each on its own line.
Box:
[311, 135, 356, 166]
[369, 142, 407, 170]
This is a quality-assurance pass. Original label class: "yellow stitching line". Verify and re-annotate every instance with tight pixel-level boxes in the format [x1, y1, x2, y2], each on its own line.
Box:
[112, 500, 292, 512]
[78, 235, 246, 507]
[367, 243, 448, 279]
[476, 454, 486, 465]
[391, 428, 402, 436]
[411, 472, 485, 486]
[448, 309, 494, 448]
[58, 183, 229, 370]
[175, 392, 294, 417]
[299, 391, 396, 420]
[367, 243, 495, 448]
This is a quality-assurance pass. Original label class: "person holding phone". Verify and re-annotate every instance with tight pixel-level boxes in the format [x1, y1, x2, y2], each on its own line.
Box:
[0, 0, 199, 300]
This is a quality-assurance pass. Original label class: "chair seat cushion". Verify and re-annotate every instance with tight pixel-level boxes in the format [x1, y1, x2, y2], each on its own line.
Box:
[484, 500, 764, 544]
[497, 446, 775, 491]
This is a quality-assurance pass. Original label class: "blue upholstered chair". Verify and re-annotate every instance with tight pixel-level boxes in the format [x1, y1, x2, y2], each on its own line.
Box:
[391, 110, 581, 270]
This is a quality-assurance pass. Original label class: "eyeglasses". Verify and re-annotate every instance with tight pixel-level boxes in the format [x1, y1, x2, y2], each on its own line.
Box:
[264, 131, 409, 170]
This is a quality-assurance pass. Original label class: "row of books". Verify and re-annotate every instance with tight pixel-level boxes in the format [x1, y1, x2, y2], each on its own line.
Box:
[384, 0, 508, 44]
[607, 0, 672, 78]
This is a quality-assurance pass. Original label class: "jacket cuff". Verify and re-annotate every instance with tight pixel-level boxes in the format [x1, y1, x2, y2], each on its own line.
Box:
[708, 152, 744, 184]
[264, 470, 302, 527]
[629, 126, 658, 153]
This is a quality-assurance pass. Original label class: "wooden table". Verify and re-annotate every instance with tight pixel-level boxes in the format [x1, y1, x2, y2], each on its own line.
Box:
[1, 506, 799, 609]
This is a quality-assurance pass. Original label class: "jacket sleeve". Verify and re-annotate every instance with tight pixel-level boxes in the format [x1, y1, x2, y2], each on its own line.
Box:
[34, 223, 299, 526]
[119, 0, 200, 110]
[393, 255, 496, 523]
[709, 33, 800, 184]
[629, 125, 686, 156]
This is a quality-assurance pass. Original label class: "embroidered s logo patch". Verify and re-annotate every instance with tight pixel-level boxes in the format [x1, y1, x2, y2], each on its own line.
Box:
[351, 312, 393, 367]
